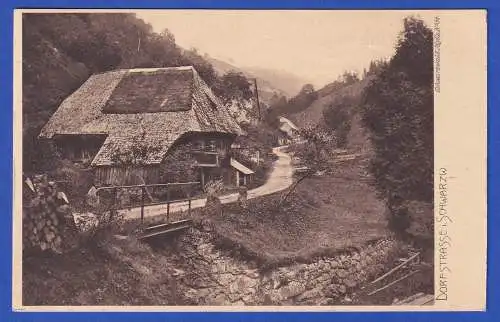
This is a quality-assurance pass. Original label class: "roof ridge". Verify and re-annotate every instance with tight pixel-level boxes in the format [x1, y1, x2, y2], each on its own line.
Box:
[93, 65, 196, 76]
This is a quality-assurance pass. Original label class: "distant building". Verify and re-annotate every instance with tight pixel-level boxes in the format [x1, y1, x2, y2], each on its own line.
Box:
[39, 66, 252, 188]
[277, 116, 301, 145]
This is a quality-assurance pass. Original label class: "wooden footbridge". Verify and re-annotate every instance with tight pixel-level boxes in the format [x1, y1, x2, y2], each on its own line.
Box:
[94, 182, 201, 240]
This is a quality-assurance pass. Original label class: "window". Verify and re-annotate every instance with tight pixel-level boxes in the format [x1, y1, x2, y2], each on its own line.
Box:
[208, 139, 217, 151]
[194, 140, 204, 151]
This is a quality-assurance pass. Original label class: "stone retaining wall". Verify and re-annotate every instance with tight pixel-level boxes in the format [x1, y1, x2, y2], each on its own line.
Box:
[169, 229, 399, 305]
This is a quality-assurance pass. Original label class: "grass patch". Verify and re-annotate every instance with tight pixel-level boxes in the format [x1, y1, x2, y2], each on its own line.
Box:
[209, 157, 390, 269]
[22, 233, 190, 306]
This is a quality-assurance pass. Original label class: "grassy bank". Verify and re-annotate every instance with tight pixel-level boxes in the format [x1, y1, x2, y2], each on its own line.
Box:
[22, 233, 191, 306]
[208, 156, 390, 268]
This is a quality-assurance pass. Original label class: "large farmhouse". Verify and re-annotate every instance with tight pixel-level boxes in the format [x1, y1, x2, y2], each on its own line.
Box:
[39, 66, 254, 188]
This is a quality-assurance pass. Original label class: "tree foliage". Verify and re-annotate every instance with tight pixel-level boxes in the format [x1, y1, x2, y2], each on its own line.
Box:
[359, 17, 433, 233]
[339, 71, 360, 86]
[265, 84, 318, 126]
[213, 71, 254, 105]
[280, 125, 336, 205]
[322, 95, 354, 148]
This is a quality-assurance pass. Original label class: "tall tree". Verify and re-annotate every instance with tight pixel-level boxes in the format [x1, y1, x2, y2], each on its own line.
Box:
[360, 17, 433, 232]
[213, 71, 254, 105]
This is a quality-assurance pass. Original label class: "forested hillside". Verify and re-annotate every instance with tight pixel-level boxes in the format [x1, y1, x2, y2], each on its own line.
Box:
[205, 55, 293, 103]
[264, 68, 382, 153]
[22, 13, 261, 173]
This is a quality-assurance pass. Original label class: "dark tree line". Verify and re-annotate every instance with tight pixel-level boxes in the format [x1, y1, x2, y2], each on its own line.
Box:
[22, 13, 253, 173]
[359, 17, 433, 233]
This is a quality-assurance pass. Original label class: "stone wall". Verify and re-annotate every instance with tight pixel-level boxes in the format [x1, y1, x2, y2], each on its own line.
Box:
[167, 229, 400, 306]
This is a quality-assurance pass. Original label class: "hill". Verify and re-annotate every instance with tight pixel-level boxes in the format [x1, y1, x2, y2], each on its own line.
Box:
[242, 66, 309, 97]
[205, 56, 306, 103]
[288, 76, 372, 128]
[281, 76, 374, 154]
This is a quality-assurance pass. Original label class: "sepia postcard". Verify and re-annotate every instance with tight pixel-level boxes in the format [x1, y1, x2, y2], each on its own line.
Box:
[12, 9, 487, 312]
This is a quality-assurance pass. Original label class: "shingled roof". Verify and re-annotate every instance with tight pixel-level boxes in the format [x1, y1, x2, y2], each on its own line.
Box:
[39, 66, 243, 166]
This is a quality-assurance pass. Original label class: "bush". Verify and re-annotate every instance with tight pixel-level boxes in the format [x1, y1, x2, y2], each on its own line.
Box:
[322, 95, 354, 148]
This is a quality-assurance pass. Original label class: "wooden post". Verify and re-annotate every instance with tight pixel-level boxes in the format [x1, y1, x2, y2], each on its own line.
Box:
[166, 186, 170, 223]
[253, 78, 261, 121]
[110, 187, 117, 221]
[113, 187, 118, 211]
[140, 185, 145, 225]
[187, 189, 192, 217]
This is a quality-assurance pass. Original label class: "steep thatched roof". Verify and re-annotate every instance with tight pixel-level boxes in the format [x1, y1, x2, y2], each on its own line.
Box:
[39, 66, 243, 166]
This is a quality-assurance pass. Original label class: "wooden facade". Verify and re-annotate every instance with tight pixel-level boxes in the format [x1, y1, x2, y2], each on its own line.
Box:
[52, 134, 106, 165]
[57, 132, 239, 189]
[94, 165, 160, 186]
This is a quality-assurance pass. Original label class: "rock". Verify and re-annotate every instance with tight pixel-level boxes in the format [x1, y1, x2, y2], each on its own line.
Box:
[186, 276, 213, 289]
[313, 273, 331, 285]
[197, 243, 213, 257]
[217, 273, 236, 286]
[272, 275, 284, 289]
[227, 292, 243, 303]
[281, 267, 299, 280]
[324, 284, 340, 298]
[242, 294, 255, 305]
[330, 260, 339, 269]
[244, 269, 260, 279]
[279, 282, 306, 299]
[345, 277, 357, 289]
[195, 288, 212, 299]
[230, 300, 245, 306]
[172, 268, 185, 277]
[316, 298, 331, 306]
[211, 293, 228, 305]
[296, 286, 324, 302]
[229, 276, 258, 295]
[336, 269, 348, 279]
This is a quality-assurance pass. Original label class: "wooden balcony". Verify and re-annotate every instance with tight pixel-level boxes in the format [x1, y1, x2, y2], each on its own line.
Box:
[191, 150, 220, 167]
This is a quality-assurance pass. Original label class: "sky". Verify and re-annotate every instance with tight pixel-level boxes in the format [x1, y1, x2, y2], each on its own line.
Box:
[135, 10, 435, 88]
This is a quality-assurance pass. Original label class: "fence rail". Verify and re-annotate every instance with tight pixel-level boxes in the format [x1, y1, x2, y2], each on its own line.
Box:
[94, 181, 201, 225]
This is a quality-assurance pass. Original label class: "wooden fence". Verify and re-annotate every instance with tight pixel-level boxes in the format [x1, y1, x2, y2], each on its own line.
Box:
[94, 181, 201, 225]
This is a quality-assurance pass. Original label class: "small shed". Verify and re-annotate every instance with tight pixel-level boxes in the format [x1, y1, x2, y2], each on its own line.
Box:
[230, 158, 254, 187]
